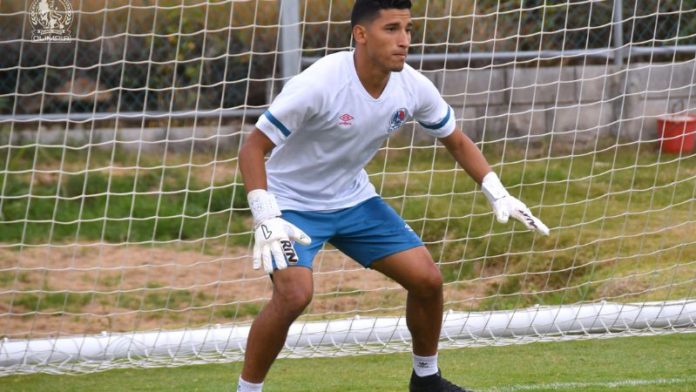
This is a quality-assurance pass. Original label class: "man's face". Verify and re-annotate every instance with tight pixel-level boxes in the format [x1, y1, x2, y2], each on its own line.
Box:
[359, 8, 412, 72]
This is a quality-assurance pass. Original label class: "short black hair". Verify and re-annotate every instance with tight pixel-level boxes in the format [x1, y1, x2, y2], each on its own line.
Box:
[351, 0, 412, 28]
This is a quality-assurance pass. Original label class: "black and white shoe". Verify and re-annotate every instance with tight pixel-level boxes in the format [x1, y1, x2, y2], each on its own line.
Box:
[409, 370, 475, 392]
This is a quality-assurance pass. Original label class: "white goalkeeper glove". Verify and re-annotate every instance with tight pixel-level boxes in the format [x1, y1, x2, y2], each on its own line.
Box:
[481, 172, 550, 236]
[248, 189, 311, 273]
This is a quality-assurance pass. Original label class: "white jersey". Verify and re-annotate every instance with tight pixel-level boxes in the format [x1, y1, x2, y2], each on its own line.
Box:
[255, 51, 455, 211]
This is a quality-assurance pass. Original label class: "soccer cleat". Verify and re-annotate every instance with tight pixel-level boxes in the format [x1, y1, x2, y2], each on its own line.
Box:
[409, 370, 475, 392]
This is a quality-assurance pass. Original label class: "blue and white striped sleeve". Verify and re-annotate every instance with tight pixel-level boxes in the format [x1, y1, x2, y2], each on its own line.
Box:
[255, 77, 315, 145]
[412, 72, 456, 139]
[418, 105, 455, 138]
[256, 110, 292, 146]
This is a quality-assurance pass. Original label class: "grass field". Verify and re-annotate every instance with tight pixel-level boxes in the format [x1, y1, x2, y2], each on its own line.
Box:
[1, 139, 694, 385]
[3, 332, 695, 391]
[2, 140, 693, 333]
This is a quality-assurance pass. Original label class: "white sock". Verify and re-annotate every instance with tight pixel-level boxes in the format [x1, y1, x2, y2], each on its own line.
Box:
[412, 353, 439, 377]
[237, 377, 264, 392]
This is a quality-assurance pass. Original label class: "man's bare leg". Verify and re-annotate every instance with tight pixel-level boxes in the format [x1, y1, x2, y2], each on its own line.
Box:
[370, 246, 443, 356]
[240, 266, 314, 383]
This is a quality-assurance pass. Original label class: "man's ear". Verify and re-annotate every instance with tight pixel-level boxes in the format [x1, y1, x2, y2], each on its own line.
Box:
[353, 24, 367, 45]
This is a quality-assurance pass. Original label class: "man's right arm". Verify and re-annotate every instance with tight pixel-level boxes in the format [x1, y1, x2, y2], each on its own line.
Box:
[239, 128, 276, 193]
[238, 128, 311, 273]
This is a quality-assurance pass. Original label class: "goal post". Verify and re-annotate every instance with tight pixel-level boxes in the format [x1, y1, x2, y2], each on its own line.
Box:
[1, 0, 695, 375]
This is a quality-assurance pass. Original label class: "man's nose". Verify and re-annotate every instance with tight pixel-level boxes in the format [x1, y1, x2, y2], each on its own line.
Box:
[398, 30, 410, 48]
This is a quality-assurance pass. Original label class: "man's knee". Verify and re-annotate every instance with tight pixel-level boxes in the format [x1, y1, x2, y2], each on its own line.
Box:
[283, 286, 313, 312]
[272, 281, 313, 318]
[409, 264, 443, 299]
[268, 266, 314, 318]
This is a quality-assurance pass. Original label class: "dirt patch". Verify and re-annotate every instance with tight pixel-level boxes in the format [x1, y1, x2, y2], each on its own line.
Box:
[0, 244, 488, 339]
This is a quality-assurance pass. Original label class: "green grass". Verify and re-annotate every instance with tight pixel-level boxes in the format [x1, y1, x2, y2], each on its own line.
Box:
[3, 333, 695, 391]
[0, 146, 250, 245]
[367, 140, 696, 309]
[1, 141, 694, 316]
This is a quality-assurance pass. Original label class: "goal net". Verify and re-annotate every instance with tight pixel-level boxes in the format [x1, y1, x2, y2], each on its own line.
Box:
[1, 0, 695, 375]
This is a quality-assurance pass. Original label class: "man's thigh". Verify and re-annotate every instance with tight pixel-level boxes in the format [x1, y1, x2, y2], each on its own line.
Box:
[369, 245, 441, 294]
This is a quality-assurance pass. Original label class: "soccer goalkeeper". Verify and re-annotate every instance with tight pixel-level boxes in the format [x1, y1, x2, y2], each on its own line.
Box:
[236, 1, 549, 391]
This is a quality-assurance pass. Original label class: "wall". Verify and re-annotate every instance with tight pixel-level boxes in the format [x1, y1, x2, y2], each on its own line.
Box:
[4, 62, 695, 152]
[424, 60, 696, 148]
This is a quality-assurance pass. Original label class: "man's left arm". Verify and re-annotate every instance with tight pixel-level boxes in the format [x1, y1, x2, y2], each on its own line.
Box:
[438, 128, 491, 184]
[439, 129, 550, 236]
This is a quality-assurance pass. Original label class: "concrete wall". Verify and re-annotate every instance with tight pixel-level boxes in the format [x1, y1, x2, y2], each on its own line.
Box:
[4, 61, 695, 152]
[426, 60, 696, 148]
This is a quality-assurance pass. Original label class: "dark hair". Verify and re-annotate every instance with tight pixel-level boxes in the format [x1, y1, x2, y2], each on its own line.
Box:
[351, 0, 412, 28]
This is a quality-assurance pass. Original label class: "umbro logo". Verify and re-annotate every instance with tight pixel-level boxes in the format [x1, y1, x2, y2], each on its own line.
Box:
[338, 113, 354, 126]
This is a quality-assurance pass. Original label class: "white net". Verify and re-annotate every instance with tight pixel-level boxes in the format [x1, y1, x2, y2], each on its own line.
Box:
[0, 0, 695, 375]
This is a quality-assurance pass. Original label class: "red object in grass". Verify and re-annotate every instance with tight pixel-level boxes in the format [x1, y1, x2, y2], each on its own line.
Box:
[656, 115, 696, 154]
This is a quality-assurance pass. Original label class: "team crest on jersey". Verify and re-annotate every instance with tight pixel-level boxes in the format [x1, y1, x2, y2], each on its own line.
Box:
[388, 108, 408, 132]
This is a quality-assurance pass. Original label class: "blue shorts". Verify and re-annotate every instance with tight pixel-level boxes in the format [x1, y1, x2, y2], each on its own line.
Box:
[276, 197, 423, 269]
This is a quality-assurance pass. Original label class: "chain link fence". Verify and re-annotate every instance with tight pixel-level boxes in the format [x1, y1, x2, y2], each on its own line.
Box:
[0, 0, 693, 118]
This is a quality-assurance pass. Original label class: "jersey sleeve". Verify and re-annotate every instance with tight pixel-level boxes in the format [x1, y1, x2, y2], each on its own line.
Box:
[255, 76, 318, 146]
[412, 73, 456, 139]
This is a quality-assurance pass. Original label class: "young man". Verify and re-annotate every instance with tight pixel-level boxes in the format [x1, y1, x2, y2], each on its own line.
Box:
[237, 1, 549, 391]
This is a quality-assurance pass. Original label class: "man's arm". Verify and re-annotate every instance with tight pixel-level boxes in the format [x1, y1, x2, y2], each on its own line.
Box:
[239, 128, 276, 192]
[438, 128, 491, 184]
[439, 128, 549, 236]
[238, 128, 311, 273]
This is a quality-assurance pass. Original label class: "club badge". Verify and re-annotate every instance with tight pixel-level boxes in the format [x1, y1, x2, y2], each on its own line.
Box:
[30, 0, 74, 42]
[388, 108, 408, 132]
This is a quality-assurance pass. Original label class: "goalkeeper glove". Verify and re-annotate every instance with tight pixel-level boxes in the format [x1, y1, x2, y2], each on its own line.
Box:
[481, 172, 550, 236]
[248, 189, 311, 273]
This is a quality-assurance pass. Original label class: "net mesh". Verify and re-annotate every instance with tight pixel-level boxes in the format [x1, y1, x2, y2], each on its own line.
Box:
[0, 0, 694, 375]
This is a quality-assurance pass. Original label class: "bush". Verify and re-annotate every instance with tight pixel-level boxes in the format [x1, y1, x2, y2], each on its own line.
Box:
[0, 0, 693, 116]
